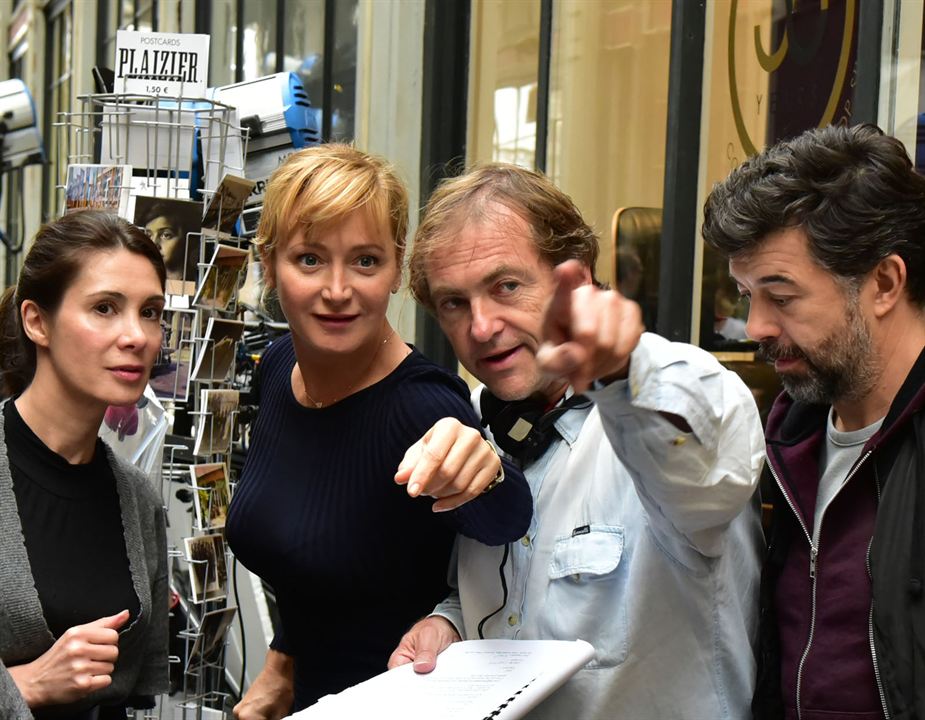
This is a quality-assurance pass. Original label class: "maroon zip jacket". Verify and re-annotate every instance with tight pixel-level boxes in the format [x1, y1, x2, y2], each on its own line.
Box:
[754, 349, 925, 720]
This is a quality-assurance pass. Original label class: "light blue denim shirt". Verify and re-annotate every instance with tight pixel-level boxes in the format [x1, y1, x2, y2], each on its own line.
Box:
[434, 333, 765, 720]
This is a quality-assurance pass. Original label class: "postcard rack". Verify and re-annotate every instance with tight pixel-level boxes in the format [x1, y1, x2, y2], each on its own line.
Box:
[56, 92, 243, 192]
[168, 209, 250, 718]
[55, 92, 253, 719]
[175, 221, 249, 720]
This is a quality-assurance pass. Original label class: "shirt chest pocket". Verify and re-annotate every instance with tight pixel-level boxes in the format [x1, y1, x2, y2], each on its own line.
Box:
[540, 525, 628, 668]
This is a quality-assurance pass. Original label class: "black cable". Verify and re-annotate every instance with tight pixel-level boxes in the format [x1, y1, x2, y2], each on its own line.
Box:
[232, 555, 247, 701]
[1, 169, 27, 254]
[477, 542, 510, 639]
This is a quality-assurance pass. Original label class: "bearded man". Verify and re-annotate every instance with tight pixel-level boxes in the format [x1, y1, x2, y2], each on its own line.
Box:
[703, 123, 925, 720]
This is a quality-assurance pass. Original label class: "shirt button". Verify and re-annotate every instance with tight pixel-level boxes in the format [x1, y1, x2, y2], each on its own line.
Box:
[671, 435, 687, 446]
[520, 536, 531, 547]
[507, 613, 519, 626]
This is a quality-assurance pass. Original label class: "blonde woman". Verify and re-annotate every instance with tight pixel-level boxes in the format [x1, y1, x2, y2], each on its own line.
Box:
[226, 145, 531, 718]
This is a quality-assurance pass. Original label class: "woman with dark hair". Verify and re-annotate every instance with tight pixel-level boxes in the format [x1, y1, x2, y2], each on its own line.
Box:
[0, 210, 170, 720]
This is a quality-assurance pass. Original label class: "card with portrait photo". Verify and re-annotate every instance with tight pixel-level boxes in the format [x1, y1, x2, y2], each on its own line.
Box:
[133, 195, 204, 296]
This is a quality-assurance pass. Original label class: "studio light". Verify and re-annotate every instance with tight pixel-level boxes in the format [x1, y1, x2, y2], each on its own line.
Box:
[0, 79, 44, 171]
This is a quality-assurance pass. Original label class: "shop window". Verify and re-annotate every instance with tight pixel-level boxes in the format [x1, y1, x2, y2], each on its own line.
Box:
[209, 0, 238, 87]
[209, 0, 356, 141]
[883, 2, 925, 173]
[698, 0, 858, 354]
[913, 14, 925, 174]
[242, 1, 277, 80]
[99, 0, 157, 72]
[468, 0, 541, 169]
[326, 0, 358, 141]
[694, 1, 858, 424]
[43, 1, 73, 220]
[546, 0, 672, 290]
[466, 0, 670, 301]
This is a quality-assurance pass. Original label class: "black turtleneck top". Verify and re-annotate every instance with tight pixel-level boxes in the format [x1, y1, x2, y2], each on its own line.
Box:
[3, 400, 139, 641]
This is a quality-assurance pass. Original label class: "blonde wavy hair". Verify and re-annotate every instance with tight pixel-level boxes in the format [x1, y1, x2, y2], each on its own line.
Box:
[254, 144, 409, 265]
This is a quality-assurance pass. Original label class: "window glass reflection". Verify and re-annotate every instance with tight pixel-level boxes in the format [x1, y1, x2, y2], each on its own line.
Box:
[242, 2, 277, 80]
[700, 0, 858, 352]
[547, 0, 672, 290]
[286, 0, 325, 133]
[330, 0, 358, 141]
[468, 0, 540, 169]
[210, 0, 238, 86]
[135, 1, 153, 32]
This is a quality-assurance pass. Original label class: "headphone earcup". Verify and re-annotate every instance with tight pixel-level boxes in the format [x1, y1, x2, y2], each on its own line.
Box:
[480, 391, 559, 465]
[480, 390, 593, 466]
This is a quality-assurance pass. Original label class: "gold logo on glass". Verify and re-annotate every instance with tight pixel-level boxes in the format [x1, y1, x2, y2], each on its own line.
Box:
[728, 0, 856, 156]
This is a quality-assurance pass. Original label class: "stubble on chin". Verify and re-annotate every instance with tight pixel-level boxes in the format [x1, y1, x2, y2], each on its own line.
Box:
[771, 303, 879, 406]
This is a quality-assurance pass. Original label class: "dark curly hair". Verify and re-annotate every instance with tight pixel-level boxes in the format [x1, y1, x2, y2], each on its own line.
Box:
[702, 123, 925, 305]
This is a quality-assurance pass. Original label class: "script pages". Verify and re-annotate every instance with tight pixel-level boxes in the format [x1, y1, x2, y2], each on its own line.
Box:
[288, 638, 594, 720]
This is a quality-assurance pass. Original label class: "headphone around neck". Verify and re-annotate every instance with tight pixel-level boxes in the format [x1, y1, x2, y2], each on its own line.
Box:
[479, 389, 591, 467]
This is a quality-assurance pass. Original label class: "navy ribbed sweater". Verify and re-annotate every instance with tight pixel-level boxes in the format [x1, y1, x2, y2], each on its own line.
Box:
[226, 335, 531, 709]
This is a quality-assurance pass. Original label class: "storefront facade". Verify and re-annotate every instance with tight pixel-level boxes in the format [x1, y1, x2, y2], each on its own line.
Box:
[0, 0, 921, 361]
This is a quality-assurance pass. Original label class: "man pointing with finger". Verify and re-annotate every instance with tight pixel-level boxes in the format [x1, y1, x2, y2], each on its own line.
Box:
[389, 164, 765, 720]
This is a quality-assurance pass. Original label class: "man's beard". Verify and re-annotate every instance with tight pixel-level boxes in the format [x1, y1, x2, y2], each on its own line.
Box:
[758, 298, 879, 405]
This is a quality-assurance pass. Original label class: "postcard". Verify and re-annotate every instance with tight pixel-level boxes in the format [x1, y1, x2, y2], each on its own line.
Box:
[201, 174, 256, 236]
[191, 317, 244, 383]
[149, 308, 196, 403]
[192, 243, 249, 311]
[187, 606, 238, 668]
[190, 462, 231, 530]
[193, 388, 239, 456]
[133, 195, 203, 295]
[184, 533, 227, 603]
[124, 175, 191, 227]
[64, 164, 132, 219]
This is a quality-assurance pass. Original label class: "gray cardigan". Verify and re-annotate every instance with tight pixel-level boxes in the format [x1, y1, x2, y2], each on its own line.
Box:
[0, 403, 169, 719]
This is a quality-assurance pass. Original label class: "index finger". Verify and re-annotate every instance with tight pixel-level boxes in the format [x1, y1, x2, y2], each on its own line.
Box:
[406, 425, 457, 497]
[71, 626, 122, 649]
[394, 440, 423, 486]
[543, 260, 586, 345]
